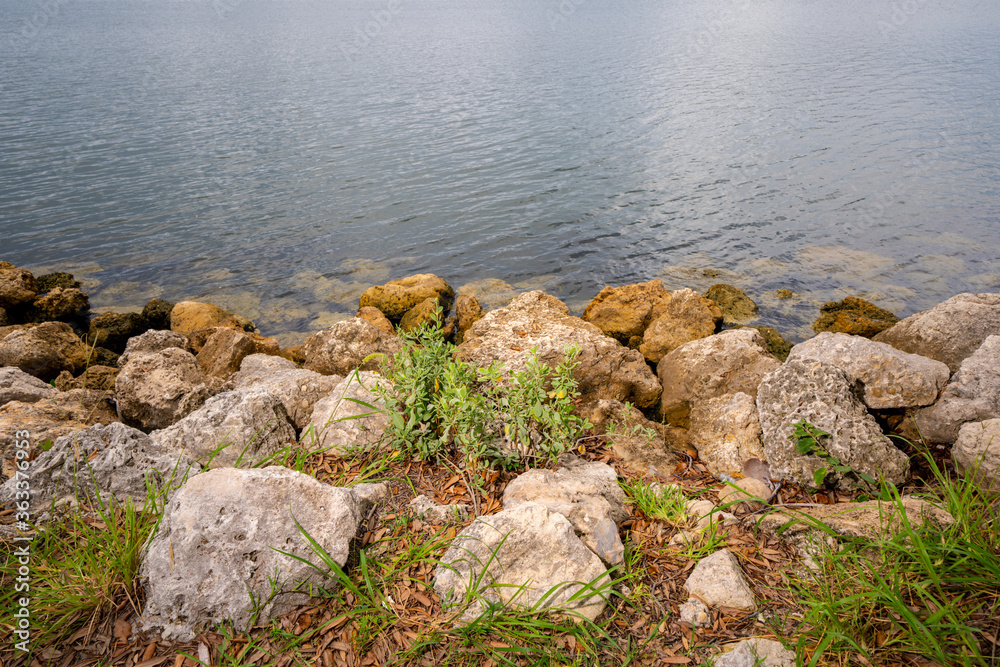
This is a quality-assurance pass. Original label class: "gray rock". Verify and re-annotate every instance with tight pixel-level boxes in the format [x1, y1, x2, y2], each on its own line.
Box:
[152, 387, 296, 468]
[115, 347, 219, 430]
[657, 329, 781, 427]
[117, 329, 190, 368]
[303, 318, 401, 377]
[0, 366, 58, 407]
[689, 392, 764, 477]
[874, 293, 1000, 373]
[228, 354, 341, 430]
[909, 335, 1000, 444]
[118, 329, 190, 368]
[0, 422, 200, 508]
[678, 598, 711, 629]
[788, 332, 950, 409]
[141, 467, 378, 641]
[684, 549, 756, 611]
[756, 359, 909, 490]
[953, 419, 1000, 493]
[0, 389, 119, 480]
[0, 322, 91, 381]
[458, 291, 661, 409]
[409, 495, 470, 522]
[714, 639, 796, 667]
[503, 456, 627, 565]
[306, 372, 389, 455]
[433, 502, 610, 622]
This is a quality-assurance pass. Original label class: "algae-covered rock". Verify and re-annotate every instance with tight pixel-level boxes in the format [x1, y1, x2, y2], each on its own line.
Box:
[356, 306, 395, 335]
[170, 301, 255, 334]
[776, 289, 794, 299]
[359, 274, 454, 321]
[748, 326, 793, 362]
[31, 287, 90, 322]
[35, 272, 81, 292]
[704, 284, 758, 325]
[454, 294, 485, 344]
[581, 280, 672, 344]
[813, 296, 899, 338]
[399, 296, 444, 333]
[141, 298, 174, 330]
[88, 311, 149, 353]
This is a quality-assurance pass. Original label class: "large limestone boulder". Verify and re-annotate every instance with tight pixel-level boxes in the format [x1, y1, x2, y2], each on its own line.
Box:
[458, 291, 661, 409]
[704, 284, 758, 325]
[303, 318, 401, 376]
[953, 419, 1000, 493]
[684, 550, 756, 611]
[0, 322, 91, 380]
[87, 312, 148, 353]
[0, 390, 119, 480]
[142, 467, 384, 641]
[657, 329, 781, 427]
[117, 329, 190, 367]
[0, 422, 200, 508]
[756, 359, 909, 490]
[813, 296, 899, 338]
[359, 273, 454, 321]
[689, 392, 764, 477]
[581, 280, 672, 346]
[115, 347, 219, 430]
[228, 354, 341, 430]
[0, 262, 37, 309]
[306, 372, 389, 454]
[195, 327, 280, 379]
[788, 332, 950, 409]
[503, 457, 628, 565]
[0, 366, 58, 407]
[31, 287, 89, 322]
[433, 502, 611, 622]
[908, 335, 1000, 444]
[169, 300, 255, 335]
[639, 288, 722, 364]
[151, 387, 296, 468]
[874, 293, 1000, 373]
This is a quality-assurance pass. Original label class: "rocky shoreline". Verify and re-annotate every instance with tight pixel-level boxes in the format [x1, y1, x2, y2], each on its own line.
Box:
[1, 260, 999, 665]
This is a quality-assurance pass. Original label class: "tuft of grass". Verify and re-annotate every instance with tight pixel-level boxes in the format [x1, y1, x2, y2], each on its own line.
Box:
[620, 479, 688, 525]
[789, 448, 1000, 666]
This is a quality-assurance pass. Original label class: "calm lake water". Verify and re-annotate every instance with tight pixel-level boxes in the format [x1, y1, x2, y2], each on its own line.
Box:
[1, 0, 999, 344]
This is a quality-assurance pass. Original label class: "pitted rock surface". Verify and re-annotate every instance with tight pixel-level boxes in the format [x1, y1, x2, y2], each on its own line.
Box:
[303, 318, 401, 376]
[689, 392, 765, 476]
[307, 371, 389, 454]
[115, 347, 219, 430]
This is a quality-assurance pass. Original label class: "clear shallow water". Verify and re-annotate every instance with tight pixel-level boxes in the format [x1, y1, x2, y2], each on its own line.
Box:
[1, 0, 998, 344]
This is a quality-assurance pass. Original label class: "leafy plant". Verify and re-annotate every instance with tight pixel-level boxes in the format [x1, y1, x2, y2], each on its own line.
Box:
[791, 419, 879, 488]
[378, 316, 591, 469]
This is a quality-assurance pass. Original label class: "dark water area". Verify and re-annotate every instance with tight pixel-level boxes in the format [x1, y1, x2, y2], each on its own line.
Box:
[1, 0, 998, 345]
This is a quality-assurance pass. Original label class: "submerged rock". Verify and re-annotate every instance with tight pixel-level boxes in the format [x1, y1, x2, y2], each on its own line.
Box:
[813, 296, 899, 338]
[704, 284, 758, 325]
